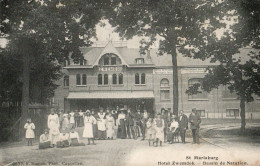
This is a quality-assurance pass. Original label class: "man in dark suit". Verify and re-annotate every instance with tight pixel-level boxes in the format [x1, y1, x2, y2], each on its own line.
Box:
[178, 110, 188, 143]
[125, 109, 136, 139]
[189, 108, 201, 144]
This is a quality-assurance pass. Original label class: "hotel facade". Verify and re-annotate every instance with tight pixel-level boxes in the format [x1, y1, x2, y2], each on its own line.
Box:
[53, 41, 260, 119]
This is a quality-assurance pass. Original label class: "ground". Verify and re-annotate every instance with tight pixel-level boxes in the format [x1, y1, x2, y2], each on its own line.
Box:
[1, 119, 260, 166]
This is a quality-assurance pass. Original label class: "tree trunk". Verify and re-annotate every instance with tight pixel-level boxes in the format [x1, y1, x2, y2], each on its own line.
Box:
[171, 45, 179, 115]
[19, 40, 30, 139]
[240, 98, 246, 134]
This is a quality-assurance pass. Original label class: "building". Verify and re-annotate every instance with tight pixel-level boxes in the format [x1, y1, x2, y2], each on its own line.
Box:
[53, 41, 260, 119]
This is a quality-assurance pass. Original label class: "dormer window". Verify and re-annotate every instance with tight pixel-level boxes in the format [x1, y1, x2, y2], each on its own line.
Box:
[135, 58, 144, 64]
[99, 53, 122, 66]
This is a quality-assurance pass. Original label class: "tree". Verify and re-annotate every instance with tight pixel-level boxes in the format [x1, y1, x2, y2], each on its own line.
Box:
[107, 0, 225, 115]
[186, 0, 260, 133]
[0, 0, 112, 137]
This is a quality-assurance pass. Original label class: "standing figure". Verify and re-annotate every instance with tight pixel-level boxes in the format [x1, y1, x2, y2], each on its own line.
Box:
[39, 129, 51, 149]
[97, 108, 107, 140]
[125, 109, 136, 139]
[153, 113, 164, 147]
[178, 110, 188, 143]
[106, 112, 115, 139]
[48, 109, 60, 147]
[58, 110, 64, 129]
[78, 110, 84, 127]
[69, 127, 85, 146]
[118, 110, 127, 139]
[24, 118, 35, 146]
[167, 115, 179, 144]
[135, 109, 143, 138]
[74, 110, 80, 128]
[91, 110, 98, 139]
[161, 108, 169, 142]
[69, 110, 75, 129]
[111, 109, 118, 138]
[82, 110, 96, 145]
[189, 108, 201, 144]
[62, 112, 70, 130]
[146, 117, 155, 146]
[141, 109, 150, 140]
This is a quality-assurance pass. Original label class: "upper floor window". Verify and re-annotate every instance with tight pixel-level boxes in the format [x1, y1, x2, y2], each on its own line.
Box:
[64, 75, 69, 87]
[99, 53, 122, 66]
[135, 58, 144, 64]
[104, 74, 108, 85]
[98, 74, 102, 85]
[160, 78, 169, 87]
[112, 74, 117, 84]
[76, 74, 87, 86]
[119, 73, 123, 84]
[135, 73, 146, 85]
[188, 78, 208, 100]
[76, 74, 81, 85]
[63, 60, 70, 67]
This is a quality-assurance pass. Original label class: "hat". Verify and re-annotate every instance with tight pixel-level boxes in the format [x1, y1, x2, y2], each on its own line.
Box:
[86, 110, 91, 113]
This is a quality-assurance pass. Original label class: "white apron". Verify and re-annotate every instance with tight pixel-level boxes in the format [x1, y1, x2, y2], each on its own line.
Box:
[24, 123, 35, 138]
[97, 113, 106, 131]
[106, 116, 115, 138]
[83, 116, 96, 138]
[48, 114, 60, 144]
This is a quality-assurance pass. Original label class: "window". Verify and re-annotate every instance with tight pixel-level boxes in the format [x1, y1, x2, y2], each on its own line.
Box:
[112, 74, 117, 84]
[226, 109, 239, 117]
[188, 78, 208, 99]
[135, 58, 144, 64]
[104, 74, 108, 85]
[222, 85, 237, 99]
[111, 57, 116, 65]
[135, 73, 140, 84]
[160, 78, 169, 87]
[76, 74, 81, 85]
[119, 73, 123, 84]
[64, 75, 69, 87]
[160, 90, 170, 100]
[196, 110, 205, 117]
[82, 74, 87, 85]
[141, 73, 146, 84]
[104, 57, 109, 65]
[98, 74, 102, 85]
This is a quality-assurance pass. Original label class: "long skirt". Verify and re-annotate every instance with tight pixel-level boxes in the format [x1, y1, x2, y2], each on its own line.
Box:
[155, 127, 164, 142]
[62, 118, 70, 130]
[70, 138, 85, 146]
[83, 123, 93, 138]
[49, 128, 60, 145]
[39, 141, 51, 149]
[118, 119, 126, 139]
[93, 124, 98, 139]
[79, 117, 84, 127]
[106, 122, 114, 138]
[57, 140, 69, 148]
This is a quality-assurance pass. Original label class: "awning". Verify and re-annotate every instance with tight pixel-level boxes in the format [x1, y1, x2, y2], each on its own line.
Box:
[66, 91, 154, 99]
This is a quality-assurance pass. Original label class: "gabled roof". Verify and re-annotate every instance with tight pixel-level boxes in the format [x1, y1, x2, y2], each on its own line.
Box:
[75, 43, 258, 68]
[92, 41, 128, 66]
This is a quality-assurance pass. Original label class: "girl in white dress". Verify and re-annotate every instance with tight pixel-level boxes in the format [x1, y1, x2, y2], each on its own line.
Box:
[106, 113, 115, 139]
[146, 117, 155, 146]
[153, 113, 164, 147]
[83, 110, 96, 145]
[24, 118, 35, 146]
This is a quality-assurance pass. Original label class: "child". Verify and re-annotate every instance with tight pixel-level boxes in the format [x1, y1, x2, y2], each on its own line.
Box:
[69, 127, 85, 146]
[57, 129, 70, 148]
[39, 129, 51, 149]
[24, 118, 35, 146]
[153, 113, 164, 147]
[146, 117, 155, 146]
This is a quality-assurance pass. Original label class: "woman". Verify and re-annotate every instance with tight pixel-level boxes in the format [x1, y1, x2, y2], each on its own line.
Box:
[62, 112, 70, 130]
[117, 110, 126, 139]
[69, 127, 85, 146]
[167, 115, 179, 144]
[24, 118, 35, 146]
[48, 109, 60, 147]
[39, 129, 51, 149]
[91, 109, 98, 139]
[146, 117, 155, 146]
[69, 110, 75, 129]
[78, 110, 84, 127]
[153, 113, 164, 147]
[83, 110, 96, 145]
[106, 112, 115, 140]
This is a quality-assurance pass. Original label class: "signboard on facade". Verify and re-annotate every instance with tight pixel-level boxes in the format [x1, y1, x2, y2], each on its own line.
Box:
[181, 68, 208, 74]
[98, 66, 123, 72]
[153, 69, 173, 74]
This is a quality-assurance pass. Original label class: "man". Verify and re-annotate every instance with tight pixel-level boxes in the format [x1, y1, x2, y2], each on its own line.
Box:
[97, 108, 106, 140]
[125, 109, 136, 139]
[189, 108, 201, 144]
[178, 110, 188, 143]
[135, 109, 143, 138]
[48, 109, 60, 147]
[141, 109, 150, 140]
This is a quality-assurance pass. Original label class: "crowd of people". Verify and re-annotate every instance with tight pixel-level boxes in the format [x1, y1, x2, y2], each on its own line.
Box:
[24, 107, 201, 149]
